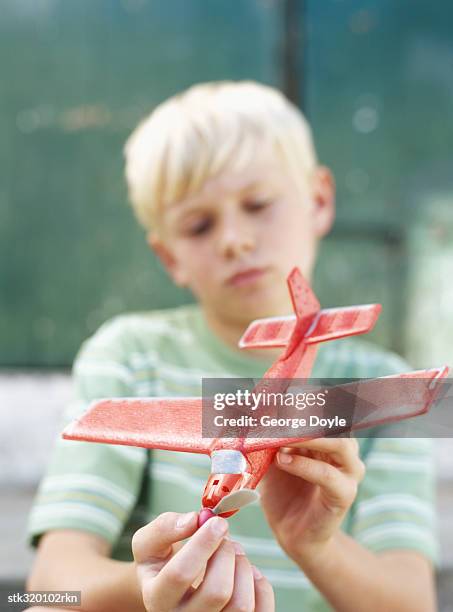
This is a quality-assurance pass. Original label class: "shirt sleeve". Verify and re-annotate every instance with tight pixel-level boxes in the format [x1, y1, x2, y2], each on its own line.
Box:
[26, 317, 148, 549]
[349, 348, 439, 566]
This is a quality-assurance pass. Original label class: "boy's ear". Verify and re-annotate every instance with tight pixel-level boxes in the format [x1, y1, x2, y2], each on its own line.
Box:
[311, 166, 336, 238]
[146, 232, 189, 287]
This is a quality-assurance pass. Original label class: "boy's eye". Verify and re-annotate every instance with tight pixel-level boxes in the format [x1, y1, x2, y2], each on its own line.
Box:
[243, 199, 271, 212]
[185, 217, 213, 237]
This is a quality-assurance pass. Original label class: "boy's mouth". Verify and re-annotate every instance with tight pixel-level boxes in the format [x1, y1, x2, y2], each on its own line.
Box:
[226, 267, 269, 287]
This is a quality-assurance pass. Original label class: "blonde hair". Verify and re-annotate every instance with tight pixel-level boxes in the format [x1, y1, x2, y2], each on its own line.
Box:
[124, 80, 318, 232]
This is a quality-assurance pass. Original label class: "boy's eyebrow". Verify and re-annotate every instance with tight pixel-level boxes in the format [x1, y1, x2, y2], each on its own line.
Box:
[165, 202, 210, 228]
[167, 173, 279, 217]
[233, 174, 279, 193]
[241, 180, 269, 194]
[167, 199, 208, 215]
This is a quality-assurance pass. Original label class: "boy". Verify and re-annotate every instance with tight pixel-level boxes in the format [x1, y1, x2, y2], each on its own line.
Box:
[26, 81, 437, 611]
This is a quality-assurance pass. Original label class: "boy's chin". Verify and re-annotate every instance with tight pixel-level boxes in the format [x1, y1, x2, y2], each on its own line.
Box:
[224, 290, 289, 322]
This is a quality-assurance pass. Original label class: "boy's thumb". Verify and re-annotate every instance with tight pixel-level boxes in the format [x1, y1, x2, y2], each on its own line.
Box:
[132, 511, 198, 564]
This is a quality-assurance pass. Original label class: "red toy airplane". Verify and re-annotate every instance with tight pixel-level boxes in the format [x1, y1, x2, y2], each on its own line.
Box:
[63, 268, 448, 525]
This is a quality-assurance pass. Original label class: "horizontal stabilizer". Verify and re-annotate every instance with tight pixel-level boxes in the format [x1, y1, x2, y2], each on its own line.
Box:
[239, 304, 381, 350]
[304, 304, 381, 344]
[239, 315, 296, 349]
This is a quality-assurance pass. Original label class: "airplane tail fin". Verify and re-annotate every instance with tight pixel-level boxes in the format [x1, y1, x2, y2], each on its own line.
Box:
[239, 268, 319, 350]
[287, 267, 320, 321]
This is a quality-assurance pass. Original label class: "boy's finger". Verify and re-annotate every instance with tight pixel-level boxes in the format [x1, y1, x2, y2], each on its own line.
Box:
[253, 566, 275, 612]
[132, 511, 198, 564]
[222, 547, 255, 612]
[286, 437, 363, 475]
[182, 538, 236, 611]
[288, 435, 359, 455]
[146, 517, 229, 610]
[277, 452, 352, 505]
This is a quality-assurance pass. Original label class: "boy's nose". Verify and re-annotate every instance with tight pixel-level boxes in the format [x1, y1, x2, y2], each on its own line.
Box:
[218, 223, 255, 259]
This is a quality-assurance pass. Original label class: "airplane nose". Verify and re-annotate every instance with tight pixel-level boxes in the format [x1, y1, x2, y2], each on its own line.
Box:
[202, 473, 244, 510]
[198, 508, 216, 528]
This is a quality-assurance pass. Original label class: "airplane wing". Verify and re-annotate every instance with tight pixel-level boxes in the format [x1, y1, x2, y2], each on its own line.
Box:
[304, 304, 382, 344]
[62, 367, 448, 459]
[241, 366, 449, 452]
[62, 397, 213, 453]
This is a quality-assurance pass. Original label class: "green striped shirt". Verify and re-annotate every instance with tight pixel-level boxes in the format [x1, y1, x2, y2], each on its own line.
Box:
[27, 304, 438, 611]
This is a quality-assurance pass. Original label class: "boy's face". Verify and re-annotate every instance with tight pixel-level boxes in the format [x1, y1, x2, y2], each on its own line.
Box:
[150, 146, 335, 327]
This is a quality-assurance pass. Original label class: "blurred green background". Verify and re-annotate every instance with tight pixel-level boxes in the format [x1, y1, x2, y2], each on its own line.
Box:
[1, 0, 452, 367]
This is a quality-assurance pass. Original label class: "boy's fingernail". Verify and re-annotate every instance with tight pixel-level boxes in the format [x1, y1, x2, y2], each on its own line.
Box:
[252, 565, 263, 580]
[278, 452, 293, 464]
[209, 517, 228, 537]
[176, 512, 196, 528]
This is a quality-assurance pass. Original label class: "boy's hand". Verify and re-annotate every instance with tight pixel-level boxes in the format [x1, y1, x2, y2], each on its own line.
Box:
[259, 437, 365, 570]
[132, 511, 274, 612]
